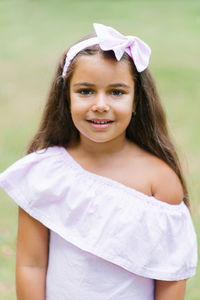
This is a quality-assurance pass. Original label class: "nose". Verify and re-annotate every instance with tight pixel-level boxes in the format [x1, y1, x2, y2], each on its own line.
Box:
[91, 93, 110, 112]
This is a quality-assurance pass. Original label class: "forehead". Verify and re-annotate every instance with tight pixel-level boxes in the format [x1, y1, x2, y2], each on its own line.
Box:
[70, 54, 134, 86]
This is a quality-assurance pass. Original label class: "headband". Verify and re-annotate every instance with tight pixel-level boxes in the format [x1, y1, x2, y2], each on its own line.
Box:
[62, 23, 151, 78]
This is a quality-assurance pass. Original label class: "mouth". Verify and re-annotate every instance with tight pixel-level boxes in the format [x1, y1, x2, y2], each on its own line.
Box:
[87, 119, 114, 130]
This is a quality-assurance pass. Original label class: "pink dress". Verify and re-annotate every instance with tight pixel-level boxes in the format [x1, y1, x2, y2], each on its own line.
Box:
[0, 146, 197, 300]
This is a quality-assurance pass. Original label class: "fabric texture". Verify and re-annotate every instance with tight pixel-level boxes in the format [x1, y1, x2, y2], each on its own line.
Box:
[0, 146, 198, 299]
[62, 23, 151, 77]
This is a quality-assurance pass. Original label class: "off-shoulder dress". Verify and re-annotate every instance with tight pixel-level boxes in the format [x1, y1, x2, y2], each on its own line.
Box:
[0, 146, 197, 300]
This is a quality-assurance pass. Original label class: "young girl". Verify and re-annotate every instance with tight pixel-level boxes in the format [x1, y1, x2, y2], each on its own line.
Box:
[0, 23, 197, 300]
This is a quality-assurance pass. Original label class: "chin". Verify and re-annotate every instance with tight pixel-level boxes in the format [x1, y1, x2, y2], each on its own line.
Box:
[81, 133, 115, 144]
[87, 137, 113, 143]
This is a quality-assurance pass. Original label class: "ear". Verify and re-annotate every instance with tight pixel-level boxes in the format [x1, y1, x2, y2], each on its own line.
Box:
[132, 101, 136, 114]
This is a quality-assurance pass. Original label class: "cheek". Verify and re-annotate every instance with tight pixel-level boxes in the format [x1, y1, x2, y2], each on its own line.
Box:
[70, 102, 89, 134]
[116, 100, 134, 119]
[70, 96, 88, 117]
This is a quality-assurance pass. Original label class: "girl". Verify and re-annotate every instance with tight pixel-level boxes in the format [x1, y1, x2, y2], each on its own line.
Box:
[0, 23, 197, 300]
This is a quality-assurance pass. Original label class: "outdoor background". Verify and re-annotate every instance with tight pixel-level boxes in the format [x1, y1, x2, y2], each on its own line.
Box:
[0, 0, 199, 299]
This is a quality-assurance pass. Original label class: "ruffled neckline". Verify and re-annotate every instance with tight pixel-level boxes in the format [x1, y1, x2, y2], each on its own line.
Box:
[0, 145, 197, 281]
[56, 146, 185, 210]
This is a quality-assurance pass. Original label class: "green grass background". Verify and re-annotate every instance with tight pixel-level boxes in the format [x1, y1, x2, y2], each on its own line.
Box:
[0, 0, 199, 299]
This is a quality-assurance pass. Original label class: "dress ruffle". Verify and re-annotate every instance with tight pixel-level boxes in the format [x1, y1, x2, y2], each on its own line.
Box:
[0, 146, 198, 281]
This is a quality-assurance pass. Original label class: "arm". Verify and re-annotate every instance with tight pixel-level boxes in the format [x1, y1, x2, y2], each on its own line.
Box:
[16, 207, 49, 300]
[155, 280, 186, 300]
[151, 159, 187, 299]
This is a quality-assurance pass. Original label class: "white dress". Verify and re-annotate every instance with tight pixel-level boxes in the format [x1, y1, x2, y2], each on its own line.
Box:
[0, 146, 198, 300]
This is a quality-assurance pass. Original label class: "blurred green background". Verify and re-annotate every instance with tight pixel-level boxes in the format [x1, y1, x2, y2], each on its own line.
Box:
[0, 0, 199, 299]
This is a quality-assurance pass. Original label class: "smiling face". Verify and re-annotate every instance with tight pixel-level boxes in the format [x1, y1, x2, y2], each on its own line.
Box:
[69, 53, 135, 146]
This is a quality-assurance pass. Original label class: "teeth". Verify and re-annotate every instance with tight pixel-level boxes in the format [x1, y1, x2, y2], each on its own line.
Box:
[91, 121, 111, 124]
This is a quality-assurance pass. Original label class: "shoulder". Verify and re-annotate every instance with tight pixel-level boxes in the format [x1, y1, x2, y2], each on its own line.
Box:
[0, 146, 65, 184]
[148, 155, 184, 205]
[126, 143, 184, 204]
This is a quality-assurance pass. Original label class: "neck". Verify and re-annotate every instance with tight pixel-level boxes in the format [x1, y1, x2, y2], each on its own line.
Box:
[71, 134, 131, 158]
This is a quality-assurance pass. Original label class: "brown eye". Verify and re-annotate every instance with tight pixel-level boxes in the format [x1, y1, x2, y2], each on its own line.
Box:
[78, 89, 93, 95]
[111, 89, 124, 96]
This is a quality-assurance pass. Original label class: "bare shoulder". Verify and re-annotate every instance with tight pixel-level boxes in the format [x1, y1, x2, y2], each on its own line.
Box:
[126, 143, 184, 204]
[148, 155, 184, 204]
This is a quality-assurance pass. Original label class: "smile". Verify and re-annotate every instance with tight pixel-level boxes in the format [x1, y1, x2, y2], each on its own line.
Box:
[87, 120, 114, 130]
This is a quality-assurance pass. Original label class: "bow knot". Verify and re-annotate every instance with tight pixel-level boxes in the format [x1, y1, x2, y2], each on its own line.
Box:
[94, 23, 151, 72]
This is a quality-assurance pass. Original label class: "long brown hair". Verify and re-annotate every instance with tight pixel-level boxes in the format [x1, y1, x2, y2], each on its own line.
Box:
[26, 35, 189, 207]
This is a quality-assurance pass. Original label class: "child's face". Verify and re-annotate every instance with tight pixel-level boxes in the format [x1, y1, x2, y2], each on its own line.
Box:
[69, 54, 135, 144]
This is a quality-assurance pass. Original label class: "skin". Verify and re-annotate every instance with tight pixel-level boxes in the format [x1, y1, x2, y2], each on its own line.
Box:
[70, 54, 136, 147]
[16, 53, 186, 299]
[16, 208, 49, 299]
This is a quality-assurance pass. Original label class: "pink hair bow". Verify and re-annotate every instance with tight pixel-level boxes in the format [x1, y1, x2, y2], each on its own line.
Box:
[62, 23, 151, 77]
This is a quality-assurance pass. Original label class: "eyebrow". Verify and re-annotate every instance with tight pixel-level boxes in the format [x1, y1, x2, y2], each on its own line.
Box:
[73, 82, 131, 89]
